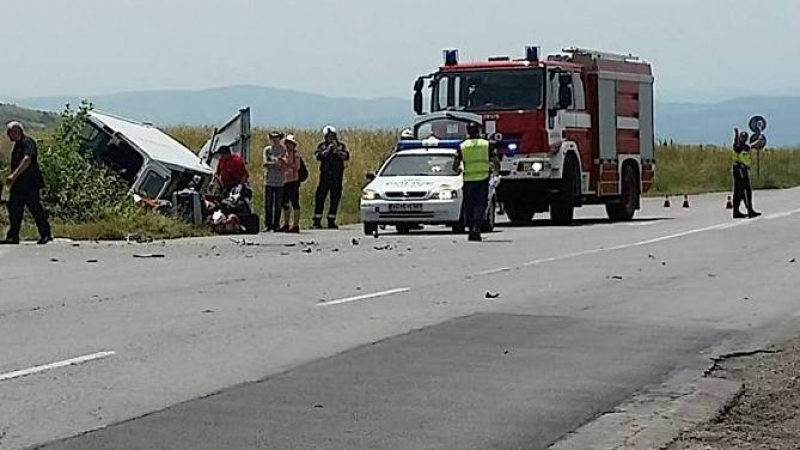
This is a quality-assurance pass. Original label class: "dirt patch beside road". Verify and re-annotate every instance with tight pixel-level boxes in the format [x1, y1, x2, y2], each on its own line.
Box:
[669, 335, 800, 449]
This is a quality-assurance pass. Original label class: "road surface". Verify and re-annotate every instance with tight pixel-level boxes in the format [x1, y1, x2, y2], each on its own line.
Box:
[1, 190, 800, 449]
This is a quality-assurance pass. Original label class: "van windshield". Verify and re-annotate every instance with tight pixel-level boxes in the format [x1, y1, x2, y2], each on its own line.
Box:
[432, 69, 545, 112]
[380, 154, 458, 177]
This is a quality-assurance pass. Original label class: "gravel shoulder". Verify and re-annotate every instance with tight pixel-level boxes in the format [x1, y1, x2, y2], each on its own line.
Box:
[669, 334, 800, 450]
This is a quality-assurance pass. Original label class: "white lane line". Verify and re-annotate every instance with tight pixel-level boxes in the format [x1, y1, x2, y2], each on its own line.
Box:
[481, 207, 800, 274]
[319, 288, 411, 307]
[0, 351, 116, 383]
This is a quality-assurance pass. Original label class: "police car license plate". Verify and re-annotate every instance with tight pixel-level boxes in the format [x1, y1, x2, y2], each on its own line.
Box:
[389, 203, 423, 212]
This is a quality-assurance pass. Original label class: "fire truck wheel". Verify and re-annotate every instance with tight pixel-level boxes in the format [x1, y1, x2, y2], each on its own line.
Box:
[606, 163, 640, 222]
[550, 154, 579, 225]
[505, 201, 535, 225]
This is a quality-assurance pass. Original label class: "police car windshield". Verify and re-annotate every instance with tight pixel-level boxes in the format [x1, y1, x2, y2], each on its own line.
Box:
[380, 154, 458, 177]
[433, 69, 544, 112]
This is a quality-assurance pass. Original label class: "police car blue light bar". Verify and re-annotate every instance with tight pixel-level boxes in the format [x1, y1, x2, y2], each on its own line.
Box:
[396, 139, 463, 151]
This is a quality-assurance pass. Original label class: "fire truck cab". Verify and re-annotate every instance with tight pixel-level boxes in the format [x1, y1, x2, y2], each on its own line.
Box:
[412, 46, 655, 224]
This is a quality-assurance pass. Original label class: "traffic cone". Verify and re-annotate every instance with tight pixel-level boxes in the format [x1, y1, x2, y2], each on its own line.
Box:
[663, 195, 671, 208]
[725, 196, 733, 210]
[682, 195, 690, 208]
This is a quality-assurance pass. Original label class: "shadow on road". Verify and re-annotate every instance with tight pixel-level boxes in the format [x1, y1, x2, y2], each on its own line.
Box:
[497, 217, 672, 229]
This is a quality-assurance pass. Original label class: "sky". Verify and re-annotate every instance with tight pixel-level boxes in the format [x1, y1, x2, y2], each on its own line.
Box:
[2, 0, 800, 102]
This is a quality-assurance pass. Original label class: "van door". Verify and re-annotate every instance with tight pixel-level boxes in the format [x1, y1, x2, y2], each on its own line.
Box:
[133, 162, 172, 200]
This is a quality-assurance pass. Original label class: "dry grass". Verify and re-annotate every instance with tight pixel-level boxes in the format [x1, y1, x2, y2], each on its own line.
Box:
[3, 125, 800, 241]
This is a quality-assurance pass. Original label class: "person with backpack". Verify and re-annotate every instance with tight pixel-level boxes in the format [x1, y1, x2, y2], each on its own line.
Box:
[280, 134, 308, 233]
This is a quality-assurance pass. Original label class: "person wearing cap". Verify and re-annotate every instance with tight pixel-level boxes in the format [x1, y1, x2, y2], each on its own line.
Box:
[312, 125, 349, 229]
[214, 145, 249, 195]
[2, 121, 52, 245]
[263, 131, 287, 232]
[279, 134, 305, 233]
[731, 128, 761, 219]
[452, 122, 500, 242]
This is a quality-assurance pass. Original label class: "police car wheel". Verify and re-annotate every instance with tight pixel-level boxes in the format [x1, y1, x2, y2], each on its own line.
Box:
[363, 222, 378, 236]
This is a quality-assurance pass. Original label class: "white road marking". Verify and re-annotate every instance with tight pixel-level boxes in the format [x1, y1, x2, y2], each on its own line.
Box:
[319, 288, 411, 307]
[484, 207, 800, 274]
[0, 351, 116, 383]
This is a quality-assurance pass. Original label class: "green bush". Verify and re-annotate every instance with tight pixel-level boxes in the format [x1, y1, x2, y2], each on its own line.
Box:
[39, 103, 134, 221]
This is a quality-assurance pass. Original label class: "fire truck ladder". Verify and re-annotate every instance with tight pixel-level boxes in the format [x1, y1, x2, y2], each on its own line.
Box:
[562, 47, 640, 62]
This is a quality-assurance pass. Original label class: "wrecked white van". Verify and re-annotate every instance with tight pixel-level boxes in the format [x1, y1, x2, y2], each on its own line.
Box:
[78, 108, 251, 201]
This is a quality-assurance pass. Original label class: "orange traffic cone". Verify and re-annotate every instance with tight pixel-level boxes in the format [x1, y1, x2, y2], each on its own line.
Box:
[682, 195, 690, 208]
[663, 195, 671, 208]
[725, 196, 733, 210]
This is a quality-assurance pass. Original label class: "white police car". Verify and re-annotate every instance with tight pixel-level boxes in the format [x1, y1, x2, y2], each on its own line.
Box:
[360, 140, 496, 235]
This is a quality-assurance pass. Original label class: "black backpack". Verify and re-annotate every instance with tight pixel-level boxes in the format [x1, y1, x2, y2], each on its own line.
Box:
[298, 157, 309, 183]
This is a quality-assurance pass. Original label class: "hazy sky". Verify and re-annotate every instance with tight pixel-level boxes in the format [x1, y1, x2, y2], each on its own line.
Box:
[3, 0, 799, 101]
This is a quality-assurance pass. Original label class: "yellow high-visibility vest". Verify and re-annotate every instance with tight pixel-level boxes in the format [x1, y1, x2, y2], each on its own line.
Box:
[460, 139, 491, 182]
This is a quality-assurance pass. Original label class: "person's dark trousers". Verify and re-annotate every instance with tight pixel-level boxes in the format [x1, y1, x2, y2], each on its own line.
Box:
[264, 185, 284, 230]
[463, 180, 489, 235]
[732, 164, 754, 213]
[6, 187, 51, 242]
[314, 172, 344, 224]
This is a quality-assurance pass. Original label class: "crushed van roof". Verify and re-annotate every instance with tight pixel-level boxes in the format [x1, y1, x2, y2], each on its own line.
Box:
[90, 112, 212, 175]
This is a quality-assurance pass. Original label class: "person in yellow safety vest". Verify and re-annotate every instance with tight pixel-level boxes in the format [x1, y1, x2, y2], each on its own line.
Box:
[732, 128, 761, 219]
[453, 122, 501, 242]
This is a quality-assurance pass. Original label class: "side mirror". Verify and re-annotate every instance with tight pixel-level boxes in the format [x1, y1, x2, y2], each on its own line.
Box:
[414, 91, 423, 115]
[366, 172, 376, 182]
[548, 108, 558, 118]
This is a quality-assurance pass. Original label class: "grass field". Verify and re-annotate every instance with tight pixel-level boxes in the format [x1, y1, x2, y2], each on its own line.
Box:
[2, 126, 800, 241]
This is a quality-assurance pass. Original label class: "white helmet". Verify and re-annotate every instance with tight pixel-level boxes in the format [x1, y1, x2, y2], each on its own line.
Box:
[322, 125, 337, 136]
[400, 128, 414, 139]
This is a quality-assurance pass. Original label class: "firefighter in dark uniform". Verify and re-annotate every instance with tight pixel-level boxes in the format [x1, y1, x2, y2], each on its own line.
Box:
[732, 128, 761, 219]
[2, 121, 52, 245]
[453, 122, 500, 242]
[312, 126, 350, 229]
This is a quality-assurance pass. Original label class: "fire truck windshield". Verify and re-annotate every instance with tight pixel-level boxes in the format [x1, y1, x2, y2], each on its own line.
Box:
[432, 69, 544, 112]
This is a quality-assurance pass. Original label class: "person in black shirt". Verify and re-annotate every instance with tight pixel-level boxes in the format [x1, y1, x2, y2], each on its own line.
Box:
[312, 126, 350, 229]
[2, 121, 52, 245]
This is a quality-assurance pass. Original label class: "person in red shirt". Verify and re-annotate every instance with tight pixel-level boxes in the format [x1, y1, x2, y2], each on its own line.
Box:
[214, 145, 249, 194]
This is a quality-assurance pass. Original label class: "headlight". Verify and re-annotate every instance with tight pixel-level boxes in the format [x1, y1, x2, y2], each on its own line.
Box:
[432, 185, 458, 200]
[532, 162, 544, 172]
[362, 189, 380, 200]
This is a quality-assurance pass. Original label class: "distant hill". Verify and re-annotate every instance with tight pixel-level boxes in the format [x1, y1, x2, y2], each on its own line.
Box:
[657, 96, 800, 147]
[0, 103, 59, 131]
[6, 85, 412, 130]
[4, 86, 800, 146]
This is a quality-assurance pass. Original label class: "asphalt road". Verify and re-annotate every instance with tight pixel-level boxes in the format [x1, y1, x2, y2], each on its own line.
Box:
[2, 190, 800, 449]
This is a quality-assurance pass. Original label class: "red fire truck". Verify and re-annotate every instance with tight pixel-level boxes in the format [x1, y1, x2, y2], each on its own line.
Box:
[411, 46, 655, 224]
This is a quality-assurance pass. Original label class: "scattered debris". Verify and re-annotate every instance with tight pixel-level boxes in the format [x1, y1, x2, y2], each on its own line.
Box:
[231, 238, 264, 247]
[707, 273, 718, 278]
[503, 350, 510, 355]
[332, 248, 340, 253]
[790, 258, 796, 264]
[607, 275, 624, 280]
[86, 259, 99, 264]
[485, 291, 501, 299]
[302, 248, 313, 254]
[351, 238, 360, 246]
[374, 244, 392, 251]
[284, 242, 297, 248]
[280, 252, 290, 256]
[72, 243, 80, 248]
[202, 309, 215, 314]
[313, 404, 324, 409]
[300, 241, 317, 246]
[50, 258, 59, 263]
[647, 254, 656, 260]
[661, 261, 667, 266]
[30, 306, 42, 312]
[744, 297, 751, 301]
[132, 253, 165, 259]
